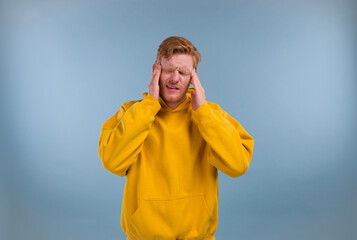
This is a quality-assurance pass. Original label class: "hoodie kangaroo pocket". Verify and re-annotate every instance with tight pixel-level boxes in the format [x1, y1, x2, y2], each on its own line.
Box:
[129, 194, 212, 240]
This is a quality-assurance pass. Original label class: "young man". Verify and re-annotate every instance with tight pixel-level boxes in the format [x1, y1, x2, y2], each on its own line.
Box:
[98, 36, 254, 240]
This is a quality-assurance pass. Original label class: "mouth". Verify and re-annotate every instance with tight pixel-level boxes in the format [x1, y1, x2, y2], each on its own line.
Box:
[166, 85, 179, 91]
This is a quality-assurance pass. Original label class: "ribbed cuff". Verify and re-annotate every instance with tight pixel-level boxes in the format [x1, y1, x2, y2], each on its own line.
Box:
[193, 101, 212, 123]
[143, 94, 161, 113]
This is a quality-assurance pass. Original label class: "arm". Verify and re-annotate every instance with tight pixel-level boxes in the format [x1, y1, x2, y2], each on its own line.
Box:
[98, 95, 161, 176]
[190, 70, 254, 178]
[98, 63, 162, 176]
[194, 102, 254, 178]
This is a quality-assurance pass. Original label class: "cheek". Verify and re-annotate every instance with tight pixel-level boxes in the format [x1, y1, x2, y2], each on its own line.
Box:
[183, 78, 191, 88]
[159, 75, 167, 86]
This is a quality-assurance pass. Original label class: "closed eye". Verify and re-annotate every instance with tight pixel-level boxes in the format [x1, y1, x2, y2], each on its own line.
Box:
[162, 67, 191, 76]
[179, 71, 190, 76]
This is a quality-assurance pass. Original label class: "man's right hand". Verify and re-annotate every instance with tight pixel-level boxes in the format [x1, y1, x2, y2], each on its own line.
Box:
[148, 63, 161, 100]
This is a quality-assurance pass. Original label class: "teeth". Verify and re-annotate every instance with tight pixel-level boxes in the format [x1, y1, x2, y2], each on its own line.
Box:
[167, 85, 178, 89]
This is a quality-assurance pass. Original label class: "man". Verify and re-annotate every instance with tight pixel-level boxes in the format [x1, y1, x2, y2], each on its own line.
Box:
[98, 36, 254, 240]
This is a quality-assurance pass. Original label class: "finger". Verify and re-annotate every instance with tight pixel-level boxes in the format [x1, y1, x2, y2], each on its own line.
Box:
[190, 69, 196, 87]
[153, 64, 161, 84]
[151, 64, 161, 84]
[191, 69, 202, 89]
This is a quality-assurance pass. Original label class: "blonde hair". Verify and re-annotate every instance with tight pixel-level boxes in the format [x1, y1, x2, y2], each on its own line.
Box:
[156, 36, 201, 69]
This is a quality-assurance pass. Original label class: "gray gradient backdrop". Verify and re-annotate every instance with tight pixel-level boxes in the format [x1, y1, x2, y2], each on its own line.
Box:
[1, 0, 356, 239]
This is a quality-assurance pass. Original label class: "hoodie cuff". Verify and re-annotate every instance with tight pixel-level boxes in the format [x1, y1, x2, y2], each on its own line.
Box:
[143, 94, 161, 112]
[193, 101, 212, 122]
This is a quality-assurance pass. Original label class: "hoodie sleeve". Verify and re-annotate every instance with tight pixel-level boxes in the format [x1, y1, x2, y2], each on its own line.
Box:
[193, 102, 254, 178]
[98, 95, 161, 177]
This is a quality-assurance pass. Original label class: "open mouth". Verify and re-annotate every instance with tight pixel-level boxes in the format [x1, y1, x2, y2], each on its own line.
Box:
[166, 85, 179, 90]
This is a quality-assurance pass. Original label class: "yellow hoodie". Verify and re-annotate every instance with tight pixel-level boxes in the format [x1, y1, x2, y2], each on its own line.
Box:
[98, 88, 254, 240]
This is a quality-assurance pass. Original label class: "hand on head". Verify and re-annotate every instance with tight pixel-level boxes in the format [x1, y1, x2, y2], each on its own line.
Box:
[190, 69, 206, 111]
[148, 63, 161, 100]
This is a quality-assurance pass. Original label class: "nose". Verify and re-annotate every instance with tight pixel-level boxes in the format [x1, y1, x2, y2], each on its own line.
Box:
[171, 70, 180, 82]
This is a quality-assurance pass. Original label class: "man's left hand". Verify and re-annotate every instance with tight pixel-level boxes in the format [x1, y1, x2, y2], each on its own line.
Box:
[190, 69, 206, 111]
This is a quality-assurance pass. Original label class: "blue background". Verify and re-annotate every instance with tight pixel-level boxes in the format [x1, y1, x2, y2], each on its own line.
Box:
[1, 0, 356, 239]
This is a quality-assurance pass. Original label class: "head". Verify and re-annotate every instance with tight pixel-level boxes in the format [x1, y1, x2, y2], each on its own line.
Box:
[154, 36, 201, 109]
[156, 36, 201, 70]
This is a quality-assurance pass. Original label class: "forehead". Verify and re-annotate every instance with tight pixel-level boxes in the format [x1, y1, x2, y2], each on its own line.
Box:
[161, 54, 193, 69]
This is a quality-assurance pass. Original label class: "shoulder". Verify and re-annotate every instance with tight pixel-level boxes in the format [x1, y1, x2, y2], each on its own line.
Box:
[206, 101, 221, 110]
[205, 101, 233, 119]
[121, 99, 143, 111]
[110, 99, 143, 122]
[205, 101, 226, 114]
